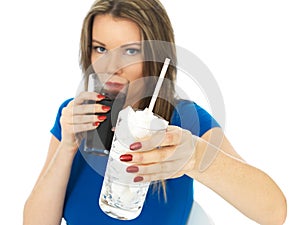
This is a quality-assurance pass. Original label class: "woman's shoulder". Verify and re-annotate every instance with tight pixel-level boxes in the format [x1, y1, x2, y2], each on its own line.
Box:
[172, 99, 210, 120]
[171, 99, 220, 136]
[58, 98, 73, 109]
[55, 97, 74, 116]
[50, 98, 73, 141]
[174, 99, 199, 109]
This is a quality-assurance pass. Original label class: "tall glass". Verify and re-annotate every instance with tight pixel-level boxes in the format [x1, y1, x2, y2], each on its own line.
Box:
[99, 106, 168, 220]
[83, 73, 129, 156]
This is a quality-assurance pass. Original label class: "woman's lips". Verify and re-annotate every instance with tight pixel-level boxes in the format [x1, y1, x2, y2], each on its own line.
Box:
[104, 81, 126, 91]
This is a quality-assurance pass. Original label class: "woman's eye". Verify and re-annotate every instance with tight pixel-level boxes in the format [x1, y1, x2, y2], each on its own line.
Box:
[125, 48, 140, 56]
[93, 46, 107, 54]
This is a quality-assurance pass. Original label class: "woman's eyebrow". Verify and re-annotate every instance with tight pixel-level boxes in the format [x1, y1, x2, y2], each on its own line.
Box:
[92, 40, 141, 48]
[92, 39, 106, 46]
[120, 42, 141, 48]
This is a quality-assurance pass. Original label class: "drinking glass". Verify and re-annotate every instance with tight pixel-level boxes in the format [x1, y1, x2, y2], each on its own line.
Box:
[99, 106, 168, 220]
[83, 73, 129, 156]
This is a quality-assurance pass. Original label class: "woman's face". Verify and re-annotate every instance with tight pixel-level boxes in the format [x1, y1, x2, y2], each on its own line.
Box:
[91, 14, 143, 83]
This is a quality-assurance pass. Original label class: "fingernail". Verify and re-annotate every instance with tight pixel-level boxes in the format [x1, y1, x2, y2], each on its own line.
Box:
[134, 176, 144, 182]
[130, 142, 142, 151]
[97, 94, 105, 100]
[126, 166, 139, 173]
[93, 122, 100, 126]
[102, 105, 111, 111]
[120, 154, 132, 162]
[98, 115, 107, 120]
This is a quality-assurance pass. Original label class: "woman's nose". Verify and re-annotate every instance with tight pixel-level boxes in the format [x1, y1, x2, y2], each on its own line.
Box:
[105, 51, 122, 75]
[93, 50, 122, 75]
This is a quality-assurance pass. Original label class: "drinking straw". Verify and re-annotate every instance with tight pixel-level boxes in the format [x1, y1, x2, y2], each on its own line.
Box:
[148, 58, 171, 112]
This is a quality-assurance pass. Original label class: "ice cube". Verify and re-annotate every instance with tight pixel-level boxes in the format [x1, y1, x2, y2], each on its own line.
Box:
[127, 108, 168, 139]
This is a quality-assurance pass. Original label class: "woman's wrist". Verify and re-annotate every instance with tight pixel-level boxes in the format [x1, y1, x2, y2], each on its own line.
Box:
[58, 141, 79, 157]
[186, 135, 220, 179]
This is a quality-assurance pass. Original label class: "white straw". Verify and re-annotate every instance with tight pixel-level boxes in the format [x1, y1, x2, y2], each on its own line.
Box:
[148, 58, 171, 112]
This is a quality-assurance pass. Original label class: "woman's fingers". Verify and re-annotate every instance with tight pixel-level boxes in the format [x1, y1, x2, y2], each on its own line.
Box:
[129, 145, 176, 164]
[159, 125, 183, 147]
[74, 91, 105, 105]
[128, 126, 189, 164]
[72, 103, 110, 115]
[60, 92, 110, 134]
[62, 121, 98, 134]
[133, 161, 183, 175]
[124, 146, 194, 182]
[122, 126, 197, 182]
[126, 161, 192, 182]
[133, 126, 183, 151]
[72, 114, 107, 124]
[72, 91, 110, 115]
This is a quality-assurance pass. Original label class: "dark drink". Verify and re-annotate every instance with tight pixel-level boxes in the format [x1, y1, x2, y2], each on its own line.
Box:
[83, 74, 128, 156]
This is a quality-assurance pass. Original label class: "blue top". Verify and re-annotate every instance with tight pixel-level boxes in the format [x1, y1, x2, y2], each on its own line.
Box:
[50, 99, 220, 225]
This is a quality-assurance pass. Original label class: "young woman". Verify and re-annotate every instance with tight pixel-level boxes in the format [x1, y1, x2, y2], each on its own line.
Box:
[23, 0, 287, 224]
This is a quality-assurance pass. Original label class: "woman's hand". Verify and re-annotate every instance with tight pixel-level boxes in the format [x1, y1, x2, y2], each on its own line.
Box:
[120, 125, 199, 182]
[59, 91, 110, 152]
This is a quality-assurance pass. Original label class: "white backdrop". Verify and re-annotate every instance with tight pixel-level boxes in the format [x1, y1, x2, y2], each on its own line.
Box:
[0, 0, 299, 224]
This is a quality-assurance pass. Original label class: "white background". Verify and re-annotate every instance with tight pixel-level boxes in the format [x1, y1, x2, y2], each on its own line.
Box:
[0, 0, 299, 224]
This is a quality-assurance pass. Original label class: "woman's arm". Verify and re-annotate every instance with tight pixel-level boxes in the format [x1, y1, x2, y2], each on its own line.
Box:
[23, 136, 76, 225]
[23, 92, 108, 225]
[187, 127, 287, 225]
[126, 126, 287, 225]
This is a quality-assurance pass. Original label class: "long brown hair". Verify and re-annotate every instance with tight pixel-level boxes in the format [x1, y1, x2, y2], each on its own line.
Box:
[79, 0, 177, 122]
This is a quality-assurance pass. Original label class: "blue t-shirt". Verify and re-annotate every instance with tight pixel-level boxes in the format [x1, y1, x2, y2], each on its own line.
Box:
[50, 99, 220, 225]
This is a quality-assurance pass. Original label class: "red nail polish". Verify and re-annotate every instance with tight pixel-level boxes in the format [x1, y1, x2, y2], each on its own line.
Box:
[102, 105, 111, 111]
[98, 115, 107, 120]
[134, 176, 143, 182]
[130, 142, 142, 151]
[93, 122, 100, 126]
[97, 94, 105, 99]
[126, 166, 139, 173]
[120, 154, 132, 162]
